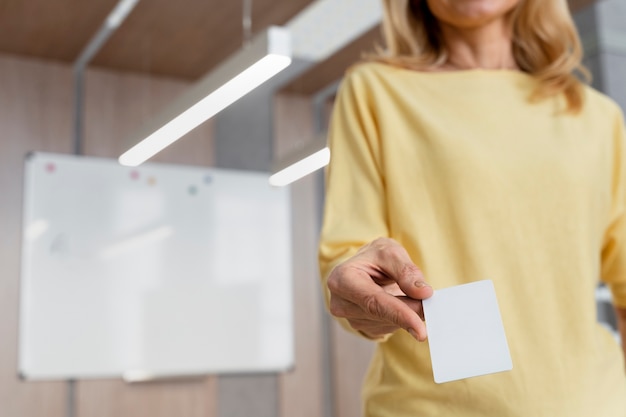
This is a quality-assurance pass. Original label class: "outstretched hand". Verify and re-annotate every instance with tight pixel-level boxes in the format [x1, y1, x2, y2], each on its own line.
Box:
[327, 237, 433, 341]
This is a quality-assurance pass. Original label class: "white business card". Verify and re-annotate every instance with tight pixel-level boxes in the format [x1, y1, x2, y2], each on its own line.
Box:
[422, 280, 512, 384]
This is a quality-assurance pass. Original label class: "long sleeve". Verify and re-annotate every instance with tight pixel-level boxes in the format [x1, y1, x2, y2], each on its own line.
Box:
[318, 67, 389, 336]
[601, 108, 626, 308]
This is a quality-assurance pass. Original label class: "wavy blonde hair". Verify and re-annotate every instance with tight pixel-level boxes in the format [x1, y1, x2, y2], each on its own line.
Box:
[371, 0, 589, 112]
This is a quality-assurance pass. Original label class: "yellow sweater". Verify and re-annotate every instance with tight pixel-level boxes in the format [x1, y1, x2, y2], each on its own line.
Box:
[319, 62, 626, 416]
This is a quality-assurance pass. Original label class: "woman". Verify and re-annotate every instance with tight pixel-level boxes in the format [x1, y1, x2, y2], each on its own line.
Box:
[318, 0, 626, 415]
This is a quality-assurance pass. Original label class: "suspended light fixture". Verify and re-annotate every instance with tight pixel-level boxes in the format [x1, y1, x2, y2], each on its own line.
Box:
[269, 135, 329, 186]
[119, 26, 291, 167]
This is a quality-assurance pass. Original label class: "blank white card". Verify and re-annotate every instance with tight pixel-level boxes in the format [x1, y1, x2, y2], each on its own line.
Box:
[422, 280, 512, 384]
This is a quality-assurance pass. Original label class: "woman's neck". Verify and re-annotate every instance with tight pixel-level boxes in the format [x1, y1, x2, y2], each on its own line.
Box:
[438, 20, 518, 70]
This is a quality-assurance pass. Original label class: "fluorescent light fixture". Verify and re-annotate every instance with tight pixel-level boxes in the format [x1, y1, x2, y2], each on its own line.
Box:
[269, 136, 329, 186]
[119, 26, 291, 167]
[106, 0, 140, 29]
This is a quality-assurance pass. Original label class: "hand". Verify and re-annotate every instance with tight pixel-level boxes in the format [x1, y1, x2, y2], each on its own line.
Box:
[327, 237, 433, 341]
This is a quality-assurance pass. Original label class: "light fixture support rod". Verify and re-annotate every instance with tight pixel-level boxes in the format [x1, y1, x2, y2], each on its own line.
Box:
[72, 0, 140, 155]
[243, 0, 253, 47]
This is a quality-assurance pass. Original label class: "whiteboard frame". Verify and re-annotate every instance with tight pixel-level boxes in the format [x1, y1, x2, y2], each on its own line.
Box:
[19, 152, 294, 381]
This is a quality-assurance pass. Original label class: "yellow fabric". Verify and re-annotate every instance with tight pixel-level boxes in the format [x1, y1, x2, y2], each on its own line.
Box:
[318, 62, 626, 416]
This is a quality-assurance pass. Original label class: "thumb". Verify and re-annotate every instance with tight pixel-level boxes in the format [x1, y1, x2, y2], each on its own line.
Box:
[366, 238, 433, 300]
[392, 263, 433, 300]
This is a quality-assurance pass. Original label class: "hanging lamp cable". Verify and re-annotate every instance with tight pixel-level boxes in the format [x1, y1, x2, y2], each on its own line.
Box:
[242, 0, 252, 47]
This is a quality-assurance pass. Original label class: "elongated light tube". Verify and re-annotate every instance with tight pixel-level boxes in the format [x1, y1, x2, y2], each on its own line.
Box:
[119, 27, 291, 167]
[106, 0, 140, 29]
[269, 146, 330, 186]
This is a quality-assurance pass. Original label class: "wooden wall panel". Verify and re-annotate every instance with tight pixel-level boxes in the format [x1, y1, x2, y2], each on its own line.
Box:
[2, 49, 377, 417]
[331, 323, 375, 417]
[0, 53, 217, 417]
[274, 94, 326, 417]
[0, 54, 70, 417]
[82, 66, 215, 164]
[76, 378, 217, 417]
[273, 94, 316, 160]
[274, 90, 376, 417]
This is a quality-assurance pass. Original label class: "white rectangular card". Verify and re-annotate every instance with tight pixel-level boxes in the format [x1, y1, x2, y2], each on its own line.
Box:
[422, 280, 512, 384]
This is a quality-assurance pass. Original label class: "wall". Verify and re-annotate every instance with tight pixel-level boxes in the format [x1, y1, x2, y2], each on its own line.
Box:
[0, 51, 374, 417]
[273, 91, 376, 417]
[0, 53, 216, 417]
[575, 0, 626, 330]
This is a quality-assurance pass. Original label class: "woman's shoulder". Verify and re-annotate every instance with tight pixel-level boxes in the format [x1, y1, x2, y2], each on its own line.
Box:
[342, 61, 396, 84]
[334, 62, 400, 101]
[581, 84, 625, 121]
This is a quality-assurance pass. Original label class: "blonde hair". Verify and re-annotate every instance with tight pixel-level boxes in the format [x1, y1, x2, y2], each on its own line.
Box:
[371, 0, 589, 113]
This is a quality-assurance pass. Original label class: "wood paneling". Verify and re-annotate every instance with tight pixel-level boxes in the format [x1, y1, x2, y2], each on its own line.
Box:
[274, 94, 325, 417]
[0, 0, 315, 80]
[83, 66, 215, 163]
[94, 0, 315, 79]
[0, 53, 217, 417]
[76, 378, 217, 417]
[331, 323, 375, 417]
[0, 0, 119, 62]
[273, 94, 316, 159]
[0, 54, 71, 417]
[273, 91, 376, 417]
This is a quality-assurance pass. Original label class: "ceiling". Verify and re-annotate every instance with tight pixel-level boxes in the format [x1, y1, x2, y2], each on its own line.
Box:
[0, 0, 600, 83]
[0, 0, 315, 80]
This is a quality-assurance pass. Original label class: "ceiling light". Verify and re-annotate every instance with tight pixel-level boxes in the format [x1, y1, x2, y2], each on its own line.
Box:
[269, 136, 329, 186]
[106, 0, 140, 29]
[119, 26, 291, 167]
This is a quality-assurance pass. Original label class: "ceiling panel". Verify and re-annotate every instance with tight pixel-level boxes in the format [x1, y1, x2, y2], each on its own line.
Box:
[90, 0, 313, 79]
[0, 0, 315, 80]
[0, 0, 119, 61]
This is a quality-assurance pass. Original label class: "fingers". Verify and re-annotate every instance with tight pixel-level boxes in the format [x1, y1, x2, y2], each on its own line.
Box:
[326, 237, 433, 341]
[348, 318, 398, 338]
[358, 238, 433, 301]
[330, 292, 424, 320]
[329, 286, 428, 340]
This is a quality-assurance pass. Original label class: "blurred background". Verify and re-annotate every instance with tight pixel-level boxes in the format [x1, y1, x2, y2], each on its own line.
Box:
[1, 0, 625, 416]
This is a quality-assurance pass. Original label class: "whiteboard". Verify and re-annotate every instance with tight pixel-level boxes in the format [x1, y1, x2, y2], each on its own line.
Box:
[19, 152, 293, 380]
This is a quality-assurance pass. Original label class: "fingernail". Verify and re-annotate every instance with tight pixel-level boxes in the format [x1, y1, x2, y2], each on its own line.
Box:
[414, 280, 430, 288]
[408, 328, 419, 340]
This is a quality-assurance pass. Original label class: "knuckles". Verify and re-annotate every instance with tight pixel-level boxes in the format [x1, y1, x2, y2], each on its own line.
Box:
[326, 263, 348, 294]
[363, 293, 382, 318]
[399, 263, 422, 279]
[326, 238, 419, 329]
[328, 297, 346, 318]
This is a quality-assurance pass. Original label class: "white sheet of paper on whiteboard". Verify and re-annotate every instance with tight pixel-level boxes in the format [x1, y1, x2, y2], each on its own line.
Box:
[422, 280, 512, 384]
